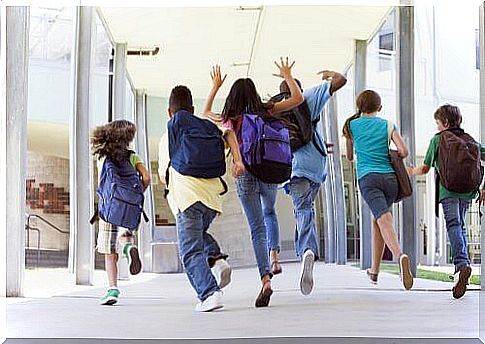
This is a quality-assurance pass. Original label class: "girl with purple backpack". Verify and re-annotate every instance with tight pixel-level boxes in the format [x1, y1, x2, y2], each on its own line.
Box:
[203, 59, 303, 307]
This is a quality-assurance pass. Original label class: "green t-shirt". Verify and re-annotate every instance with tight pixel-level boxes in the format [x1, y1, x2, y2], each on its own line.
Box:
[423, 134, 484, 201]
[97, 153, 143, 181]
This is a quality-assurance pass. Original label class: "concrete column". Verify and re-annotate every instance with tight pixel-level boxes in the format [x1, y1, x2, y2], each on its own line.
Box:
[317, 107, 336, 263]
[70, 7, 96, 285]
[113, 43, 127, 120]
[328, 97, 347, 264]
[354, 39, 373, 270]
[135, 89, 154, 271]
[5, 6, 29, 297]
[478, 2, 484, 293]
[396, 6, 417, 275]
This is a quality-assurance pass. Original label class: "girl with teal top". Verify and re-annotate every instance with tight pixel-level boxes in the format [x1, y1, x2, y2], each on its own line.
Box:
[343, 90, 413, 290]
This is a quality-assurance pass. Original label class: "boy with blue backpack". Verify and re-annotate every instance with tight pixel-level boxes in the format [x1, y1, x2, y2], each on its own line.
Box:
[276, 70, 346, 295]
[159, 85, 244, 312]
[91, 120, 152, 305]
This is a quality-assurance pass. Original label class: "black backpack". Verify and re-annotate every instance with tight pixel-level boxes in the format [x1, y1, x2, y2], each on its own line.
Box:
[270, 92, 326, 156]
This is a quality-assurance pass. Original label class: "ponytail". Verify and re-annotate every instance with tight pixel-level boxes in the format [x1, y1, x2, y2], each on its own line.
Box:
[342, 112, 361, 139]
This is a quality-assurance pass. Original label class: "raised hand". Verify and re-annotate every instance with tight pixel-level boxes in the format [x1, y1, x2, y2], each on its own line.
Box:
[317, 70, 336, 80]
[272, 57, 295, 79]
[210, 65, 227, 89]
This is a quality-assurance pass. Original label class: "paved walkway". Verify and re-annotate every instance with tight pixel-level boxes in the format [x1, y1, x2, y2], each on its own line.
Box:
[6, 263, 479, 339]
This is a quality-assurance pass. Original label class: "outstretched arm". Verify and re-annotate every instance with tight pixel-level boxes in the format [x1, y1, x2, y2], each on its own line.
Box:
[269, 57, 304, 115]
[203, 65, 226, 117]
[317, 70, 347, 95]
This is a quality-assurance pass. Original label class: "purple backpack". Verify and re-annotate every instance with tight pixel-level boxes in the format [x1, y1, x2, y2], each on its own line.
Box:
[239, 113, 292, 184]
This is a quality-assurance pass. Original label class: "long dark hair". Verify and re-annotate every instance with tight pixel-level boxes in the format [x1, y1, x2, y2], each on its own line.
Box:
[342, 89, 382, 139]
[91, 120, 136, 164]
[221, 78, 273, 121]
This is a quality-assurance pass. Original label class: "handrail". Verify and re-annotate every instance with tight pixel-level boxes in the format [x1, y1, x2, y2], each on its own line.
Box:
[26, 213, 69, 234]
[25, 225, 41, 268]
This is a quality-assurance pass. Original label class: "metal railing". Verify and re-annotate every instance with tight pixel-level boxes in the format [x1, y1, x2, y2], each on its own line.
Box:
[25, 213, 69, 268]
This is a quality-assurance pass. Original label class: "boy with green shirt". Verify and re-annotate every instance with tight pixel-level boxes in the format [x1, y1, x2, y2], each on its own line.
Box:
[410, 104, 485, 299]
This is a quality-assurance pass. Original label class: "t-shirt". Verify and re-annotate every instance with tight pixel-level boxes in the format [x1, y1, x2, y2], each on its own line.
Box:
[349, 116, 396, 180]
[291, 82, 332, 183]
[97, 152, 142, 181]
[158, 115, 230, 215]
[423, 134, 485, 201]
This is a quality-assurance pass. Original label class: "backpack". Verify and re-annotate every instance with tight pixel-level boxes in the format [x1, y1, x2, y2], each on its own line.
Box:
[239, 113, 292, 184]
[92, 151, 148, 230]
[165, 110, 228, 196]
[437, 128, 484, 193]
[270, 93, 326, 156]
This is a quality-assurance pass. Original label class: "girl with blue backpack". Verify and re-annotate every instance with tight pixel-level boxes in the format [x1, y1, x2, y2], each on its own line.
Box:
[203, 58, 303, 307]
[91, 120, 151, 305]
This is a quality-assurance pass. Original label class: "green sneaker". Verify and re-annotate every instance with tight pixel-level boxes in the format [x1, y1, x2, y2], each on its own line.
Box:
[100, 288, 120, 306]
[123, 242, 142, 275]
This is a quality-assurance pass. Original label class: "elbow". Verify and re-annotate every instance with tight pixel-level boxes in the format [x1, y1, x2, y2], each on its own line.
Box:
[346, 153, 353, 162]
[293, 93, 304, 106]
[399, 148, 409, 158]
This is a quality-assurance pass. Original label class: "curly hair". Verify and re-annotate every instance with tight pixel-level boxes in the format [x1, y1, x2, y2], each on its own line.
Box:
[91, 120, 136, 164]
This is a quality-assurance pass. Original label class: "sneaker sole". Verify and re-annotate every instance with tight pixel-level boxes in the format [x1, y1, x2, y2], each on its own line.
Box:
[128, 246, 142, 275]
[196, 304, 224, 312]
[300, 253, 314, 296]
[100, 296, 118, 306]
[219, 267, 232, 289]
[400, 255, 414, 290]
[453, 266, 472, 299]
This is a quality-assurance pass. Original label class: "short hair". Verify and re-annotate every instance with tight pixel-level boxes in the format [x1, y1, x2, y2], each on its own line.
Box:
[169, 85, 193, 113]
[279, 79, 303, 95]
[434, 104, 462, 128]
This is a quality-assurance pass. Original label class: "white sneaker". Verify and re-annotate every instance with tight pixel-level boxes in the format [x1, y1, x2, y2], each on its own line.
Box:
[211, 259, 232, 289]
[195, 291, 223, 312]
[299, 250, 315, 296]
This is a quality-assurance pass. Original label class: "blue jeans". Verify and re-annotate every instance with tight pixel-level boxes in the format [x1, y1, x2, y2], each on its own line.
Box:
[441, 198, 471, 272]
[176, 202, 221, 301]
[236, 172, 279, 278]
[289, 177, 320, 260]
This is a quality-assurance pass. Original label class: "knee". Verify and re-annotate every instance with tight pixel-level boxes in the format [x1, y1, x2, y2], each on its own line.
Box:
[263, 207, 276, 217]
[376, 212, 393, 225]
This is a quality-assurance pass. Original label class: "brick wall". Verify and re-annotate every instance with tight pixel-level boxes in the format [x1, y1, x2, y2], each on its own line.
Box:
[26, 152, 70, 251]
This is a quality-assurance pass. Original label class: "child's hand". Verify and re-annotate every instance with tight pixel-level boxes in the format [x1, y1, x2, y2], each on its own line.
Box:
[317, 70, 335, 80]
[407, 164, 415, 177]
[232, 160, 246, 178]
[210, 65, 226, 89]
[479, 189, 485, 204]
[272, 57, 295, 79]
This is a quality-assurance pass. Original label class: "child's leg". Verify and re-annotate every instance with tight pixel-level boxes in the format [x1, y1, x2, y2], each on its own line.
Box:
[105, 253, 119, 287]
[97, 221, 121, 305]
[442, 198, 469, 272]
[370, 219, 385, 274]
[203, 232, 228, 268]
[459, 199, 472, 268]
[177, 202, 220, 302]
[376, 212, 402, 259]
[119, 229, 142, 275]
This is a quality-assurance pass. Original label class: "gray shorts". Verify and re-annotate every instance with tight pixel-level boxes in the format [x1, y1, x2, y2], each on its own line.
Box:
[358, 173, 398, 220]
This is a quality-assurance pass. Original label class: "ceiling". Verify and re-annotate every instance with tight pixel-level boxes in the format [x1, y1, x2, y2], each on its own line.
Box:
[100, 6, 391, 98]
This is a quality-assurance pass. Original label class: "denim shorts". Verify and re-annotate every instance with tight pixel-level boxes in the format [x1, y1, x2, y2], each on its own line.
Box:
[358, 172, 398, 220]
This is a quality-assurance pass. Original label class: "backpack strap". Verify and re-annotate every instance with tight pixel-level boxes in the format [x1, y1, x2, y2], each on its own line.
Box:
[89, 209, 98, 225]
[219, 177, 228, 196]
[387, 120, 394, 147]
[164, 161, 171, 198]
[310, 115, 327, 157]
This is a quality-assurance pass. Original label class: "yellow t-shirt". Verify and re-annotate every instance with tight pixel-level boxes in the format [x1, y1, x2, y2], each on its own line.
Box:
[158, 126, 228, 215]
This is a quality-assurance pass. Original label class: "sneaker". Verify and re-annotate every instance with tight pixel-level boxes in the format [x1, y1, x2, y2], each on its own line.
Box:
[452, 266, 472, 299]
[399, 254, 414, 290]
[100, 287, 120, 306]
[123, 242, 142, 275]
[299, 250, 315, 295]
[211, 259, 232, 289]
[195, 291, 223, 312]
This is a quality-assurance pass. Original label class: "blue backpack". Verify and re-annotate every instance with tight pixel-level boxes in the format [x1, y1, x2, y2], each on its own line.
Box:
[91, 151, 148, 230]
[165, 110, 227, 196]
[239, 113, 292, 184]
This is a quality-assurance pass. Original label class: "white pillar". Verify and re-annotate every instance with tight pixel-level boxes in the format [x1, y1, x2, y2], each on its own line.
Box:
[113, 43, 127, 120]
[70, 6, 96, 285]
[135, 89, 154, 271]
[396, 5, 418, 275]
[478, 2, 485, 292]
[5, 6, 29, 297]
[354, 39, 372, 270]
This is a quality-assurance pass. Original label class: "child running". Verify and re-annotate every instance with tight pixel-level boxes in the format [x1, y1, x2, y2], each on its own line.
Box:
[409, 104, 485, 299]
[158, 85, 245, 312]
[91, 120, 151, 305]
[343, 90, 414, 290]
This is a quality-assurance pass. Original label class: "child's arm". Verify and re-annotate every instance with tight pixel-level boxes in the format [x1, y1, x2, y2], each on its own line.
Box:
[269, 58, 304, 115]
[345, 137, 354, 162]
[135, 162, 151, 190]
[317, 70, 347, 95]
[203, 65, 226, 117]
[391, 130, 409, 158]
[408, 164, 430, 177]
[224, 129, 245, 178]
